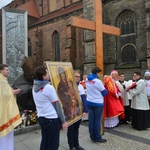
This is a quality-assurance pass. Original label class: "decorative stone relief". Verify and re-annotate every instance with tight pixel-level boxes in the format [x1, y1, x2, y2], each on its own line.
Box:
[2, 8, 28, 85]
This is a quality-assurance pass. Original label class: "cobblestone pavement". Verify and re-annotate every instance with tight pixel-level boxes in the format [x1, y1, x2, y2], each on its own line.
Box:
[14, 121, 150, 150]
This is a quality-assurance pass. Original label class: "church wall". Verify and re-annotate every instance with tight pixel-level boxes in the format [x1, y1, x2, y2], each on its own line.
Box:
[73, 0, 81, 3]
[65, 0, 71, 6]
[82, 0, 95, 75]
[8, 0, 82, 18]
[35, 0, 43, 17]
[0, 35, 2, 63]
[43, 0, 49, 15]
[28, 11, 84, 68]
[0, 0, 84, 68]
[28, 20, 70, 65]
[103, 0, 149, 79]
[0, 12, 1, 63]
[48, 0, 64, 14]
[65, 0, 81, 6]
[9, 0, 29, 8]
[2, 0, 149, 79]
[145, 1, 150, 71]
[47, 0, 83, 16]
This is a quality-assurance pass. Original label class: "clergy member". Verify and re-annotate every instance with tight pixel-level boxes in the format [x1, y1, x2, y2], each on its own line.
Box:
[104, 70, 125, 128]
[0, 64, 22, 150]
[128, 71, 150, 130]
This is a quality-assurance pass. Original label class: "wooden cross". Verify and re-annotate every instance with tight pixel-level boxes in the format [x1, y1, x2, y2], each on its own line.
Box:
[71, 0, 120, 74]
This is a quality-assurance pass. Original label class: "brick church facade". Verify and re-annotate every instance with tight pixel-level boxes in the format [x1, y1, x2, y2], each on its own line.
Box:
[0, 0, 150, 79]
[102, 0, 150, 78]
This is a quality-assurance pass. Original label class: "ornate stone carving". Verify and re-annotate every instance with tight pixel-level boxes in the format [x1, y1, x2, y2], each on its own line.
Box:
[2, 8, 28, 85]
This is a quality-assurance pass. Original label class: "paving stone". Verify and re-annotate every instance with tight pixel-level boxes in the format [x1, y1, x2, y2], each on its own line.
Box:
[14, 122, 150, 150]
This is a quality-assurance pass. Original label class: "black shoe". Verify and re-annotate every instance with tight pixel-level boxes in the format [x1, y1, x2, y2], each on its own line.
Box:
[94, 138, 107, 143]
[75, 146, 85, 150]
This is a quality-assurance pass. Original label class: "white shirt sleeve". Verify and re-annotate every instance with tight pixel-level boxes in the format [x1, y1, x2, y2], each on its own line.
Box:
[130, 80, 146, 96]
[44, 84, 59, 103]
[78, 84, 85, 95]
[94, 79, 105, 91]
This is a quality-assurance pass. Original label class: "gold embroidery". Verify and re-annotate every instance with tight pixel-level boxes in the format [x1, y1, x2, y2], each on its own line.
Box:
[0, 114, 20, 131]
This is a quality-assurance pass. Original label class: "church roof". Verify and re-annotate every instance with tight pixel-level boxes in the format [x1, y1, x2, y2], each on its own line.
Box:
[17, 0, 40, 19]
[29, 1, 83, 27]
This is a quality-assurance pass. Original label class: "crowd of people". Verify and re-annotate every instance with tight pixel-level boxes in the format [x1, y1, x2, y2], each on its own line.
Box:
[1, 63, 150, 150]
[104, 70, 150, 130]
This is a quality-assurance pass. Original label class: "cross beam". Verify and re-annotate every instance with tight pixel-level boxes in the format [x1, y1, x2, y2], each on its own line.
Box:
[71, 17, 120, 36]
[71, 0, 120, 74]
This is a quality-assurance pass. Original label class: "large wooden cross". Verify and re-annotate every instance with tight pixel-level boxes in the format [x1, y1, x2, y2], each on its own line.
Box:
[71, 0, 120, 74]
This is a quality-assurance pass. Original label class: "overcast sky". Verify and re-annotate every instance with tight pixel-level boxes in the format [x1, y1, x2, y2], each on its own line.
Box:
[0, 0, 13, 9]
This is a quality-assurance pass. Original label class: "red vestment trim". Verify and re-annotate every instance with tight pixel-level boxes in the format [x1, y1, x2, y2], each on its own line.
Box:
[0, 114, 20, 132]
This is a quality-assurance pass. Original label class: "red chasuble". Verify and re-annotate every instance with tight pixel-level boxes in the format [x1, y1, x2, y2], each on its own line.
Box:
[103, 76, 125, 119]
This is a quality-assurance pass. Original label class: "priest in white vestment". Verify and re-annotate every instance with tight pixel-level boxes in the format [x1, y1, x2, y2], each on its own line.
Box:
[0, 64, 22, 150]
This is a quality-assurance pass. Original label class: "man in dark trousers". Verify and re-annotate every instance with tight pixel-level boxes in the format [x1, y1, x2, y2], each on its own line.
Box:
[67, 70, 88, 150]
[32, 66, 68, 150]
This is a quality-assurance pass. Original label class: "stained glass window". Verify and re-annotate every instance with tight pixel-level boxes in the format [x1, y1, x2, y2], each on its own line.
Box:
[117, 11, 137, 64]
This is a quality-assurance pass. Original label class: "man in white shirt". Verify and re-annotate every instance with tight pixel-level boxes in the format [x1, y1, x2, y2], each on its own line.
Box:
[67, 70, 88, 150]
[86, 67, 107, 143]
[128, 71, 150, 130]
[116, 73, 130, 124]
[32, 66, 67, 150]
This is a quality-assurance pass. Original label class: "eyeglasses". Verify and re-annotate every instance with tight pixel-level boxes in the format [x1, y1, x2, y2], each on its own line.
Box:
[75, 75, 80, 78]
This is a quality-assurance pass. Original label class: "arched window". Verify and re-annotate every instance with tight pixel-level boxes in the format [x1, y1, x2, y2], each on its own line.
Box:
[122, 45, 136, 62]
[130, 20, 135, 33]
[52, 31, 60, 61]
[116, 10, 137, 65]
[121, 18, 135, 35]
[121, 22, 125, 35]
